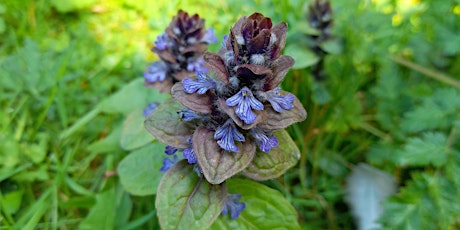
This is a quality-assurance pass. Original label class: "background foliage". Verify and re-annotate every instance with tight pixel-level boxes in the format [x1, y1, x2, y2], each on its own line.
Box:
[1, 0, 459, 229]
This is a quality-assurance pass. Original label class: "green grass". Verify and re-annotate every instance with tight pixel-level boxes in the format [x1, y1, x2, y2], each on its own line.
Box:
[1, 0, 460, 229]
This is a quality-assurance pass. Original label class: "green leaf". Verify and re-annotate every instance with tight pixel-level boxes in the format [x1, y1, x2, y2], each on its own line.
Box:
[193, 126, 256, 184]
[242, 129, 300, 181]
[311, 81, 331, 105]
[118, 142, 165, 196]
[50, 0, 98, 13]
[79, 188, 116, 229]
[211, 179, 301, 230]
[87, 125, 122, 153]
[156, 160, 226, 230]
[396, 132, 448, 167]
[1, 189, 24, 215]
[319, 39, 343, 54]
[120, 110, 154, 150]
[284, 44, 319, 69]
[401, 88, 460, 133]
[380, 172, 460, 229]
[99, 78, 169, 115]
[144, 99, 194, 148]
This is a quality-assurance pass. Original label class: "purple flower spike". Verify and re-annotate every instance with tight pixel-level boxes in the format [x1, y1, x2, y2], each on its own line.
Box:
[143, 103, 158, 117]
[160, 155, 178, 172]
[164, 145, 178, 155]
[214, 119, 245, 152]
[183, 147, 197, 164]
[178, 109, 201, 121]
[182, 73, 216, 94]
[144, 61, 168, 83]
[251, 128, 279, 152]
[155, 33, 172, 50]
[266, 87, 295, 113]
[187, 58, 209, 73]
[201, 28, 218, 44]
[226, 87, 264, 124]
[222, 194, 246, 219]
[222, 34, 229, 48]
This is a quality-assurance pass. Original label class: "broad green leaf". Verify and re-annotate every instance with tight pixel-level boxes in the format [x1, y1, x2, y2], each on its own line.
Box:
[396, 132, 448, 167]
[211, 179, 300, 230]
[311, 81, 331, 105]
[193, 127, 256, 184]
[380, 172, 460, 229]
[79, 192, 116, 229]
[145, 99, 194, 148]
[120, 110, 154, 150]
[118, 142, 165, 196]
[319, 39, 343, 54]
[1, 188, 24, 215]
[284, 43, 319, 69]
[99, 78, 169, 115]
[87, 125, 122, 153]
[242, 129, 300, 181]
[156, 160, 226, 230]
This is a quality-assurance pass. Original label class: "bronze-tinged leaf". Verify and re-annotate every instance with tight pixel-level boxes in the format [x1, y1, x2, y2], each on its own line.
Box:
[264, 55, 295, 90]
[152, 48, 177, 64]
[181, 44, 208, 55]
[247, 12, 265, 22]
[257, 93, 307, 130]
[248, 29, 271, 54]
[241, 19, 254, 44]
[193, 126, 256, 184]
[171, 82, 212, 113]
[144, 99, 193, 148]
[236, 64, 272, 79]
[217, 98, 265, 130]
[156, 160, 226, 230]
[242, 129, 300, 180]
[230, 16, 247, 38]
[270, 22, 288, 59]
[144, 78, 173, 94]
[172, 70, 195, 81]
[258, 17, 273, 30]
[204, 52, 229, 84]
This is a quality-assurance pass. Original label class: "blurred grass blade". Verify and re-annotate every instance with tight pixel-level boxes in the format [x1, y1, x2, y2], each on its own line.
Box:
[390, 55, 460, 89]
[14, 189, 52, 229]
[0, 163, 32, 182]
[59, 107, 100, 139]
[119, 209, 156, 230]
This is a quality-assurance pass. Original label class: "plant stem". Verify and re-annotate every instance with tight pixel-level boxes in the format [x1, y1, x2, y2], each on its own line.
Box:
[390, 55, 460, 89]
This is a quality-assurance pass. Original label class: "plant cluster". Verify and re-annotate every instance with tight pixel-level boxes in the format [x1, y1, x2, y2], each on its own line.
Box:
[144, 11, 306, 228]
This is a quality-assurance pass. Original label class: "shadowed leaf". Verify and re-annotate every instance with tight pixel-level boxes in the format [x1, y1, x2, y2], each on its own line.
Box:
[193, 126, 256, 184]
[156, 160, 226, 230]
[243, 129, 300, 180]
[145, 99, 193, 148]
[172, 82, 212, 113]
[210, 178, 301, 230]
[258, 93, 307, 130]
[204, 52, 229, 84]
